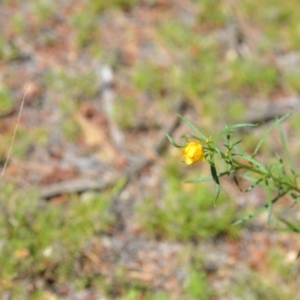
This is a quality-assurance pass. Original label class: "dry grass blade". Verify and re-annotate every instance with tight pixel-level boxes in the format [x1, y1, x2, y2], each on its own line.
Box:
[0, 83, 28, 180]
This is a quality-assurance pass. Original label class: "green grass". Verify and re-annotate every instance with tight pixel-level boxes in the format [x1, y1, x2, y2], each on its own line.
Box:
[241, 0, 300, 51]
[45, 68, 99, 141]
[285, 72, 300, 93]
[0, 184, 115, 296]
[268, 249, 299, 282]
[71, 10, 100, 48]
[86, 0, 138, 13]
[71, 0, 139, 48]
[10, 13, 27, 35]
[0, 84, 14, 115]
[60, 117, 81, 142]
[133, 63, 167, 95]
[137, 161, 239, 241]
[31, 0, 56, 23]
[184, 270, 213, 300]
[0, 129, 31, 160]
[113, 96, 139, 129]
[227, 100, 248, 121]
[0, 35, 21, 62]
[1, 0, 300, 298]
[224, 58, 281, 96]
[0, 126, 49, 161]
[127, 290, 171, 300]
[232, 269, 298, 300]
[45, 69, 98, 102]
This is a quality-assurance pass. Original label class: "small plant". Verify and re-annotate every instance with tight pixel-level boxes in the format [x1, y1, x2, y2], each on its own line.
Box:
[0, 36, 21, 62]
[112, 96, 138, 129]
[31, 0, 56, 23]
[0, 84, 14, 115]
[137, 161, 238, 241]
[184, 270, 213, 300]
[168, 113, 299, 227]
[11, 13, 26, 35]
[0, 184, 115, 295]
[86, 0, 138, 13]
[71, 10, 99, 48]
[226, 58, 280, 96]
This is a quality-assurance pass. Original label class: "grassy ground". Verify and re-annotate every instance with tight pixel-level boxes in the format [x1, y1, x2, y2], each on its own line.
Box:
[1, 0, 300, 299]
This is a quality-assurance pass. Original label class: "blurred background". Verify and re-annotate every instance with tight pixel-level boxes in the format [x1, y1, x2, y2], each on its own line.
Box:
[1, 0, 300, 299]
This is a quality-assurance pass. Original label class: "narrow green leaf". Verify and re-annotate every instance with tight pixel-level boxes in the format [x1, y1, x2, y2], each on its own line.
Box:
[291, 193, 300, 200]
[233, 173, 243, 192]
[253, 113, 292, 157]
[269, 160, 285, 177]
[231, 139, 242, 147]
[180, 134, 203, 142]
[265, 180, 272, 225]
[214, 128, 233, 142]
[229, 123, 258, 129]
[240, 153, 269, 174]
[185, 170, 230, 184]
[233, 206, 268, 226]
[177, 114, 206, 140]
[185, 176, 213, 183]
[241, 173, 277, 192]
[214, 123, 257, 143]
[233, 192, 285, 226]
[277, 217, 300, 233]
[242, 176, 259, 184]
[214, 146, 222, 158]
[214, 183, 221, 207]
[205, 143, 221, 159]
[245, 178, 263, 192]
[211, 164, 220, 185]
[210, 164, 220, 206]
[278, 120, 295, 175]
[226, 133, 230, 145]
[166, 133, 183, 148]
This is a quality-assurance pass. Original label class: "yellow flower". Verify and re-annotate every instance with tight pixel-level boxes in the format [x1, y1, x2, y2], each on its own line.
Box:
[181, 141, 204, 165]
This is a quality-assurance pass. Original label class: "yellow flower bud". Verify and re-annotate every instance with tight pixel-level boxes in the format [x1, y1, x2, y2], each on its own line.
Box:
[181, 141, 204, 165]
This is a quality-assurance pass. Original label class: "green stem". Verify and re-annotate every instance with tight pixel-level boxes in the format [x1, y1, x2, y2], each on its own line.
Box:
[219, 151, 300, 194]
